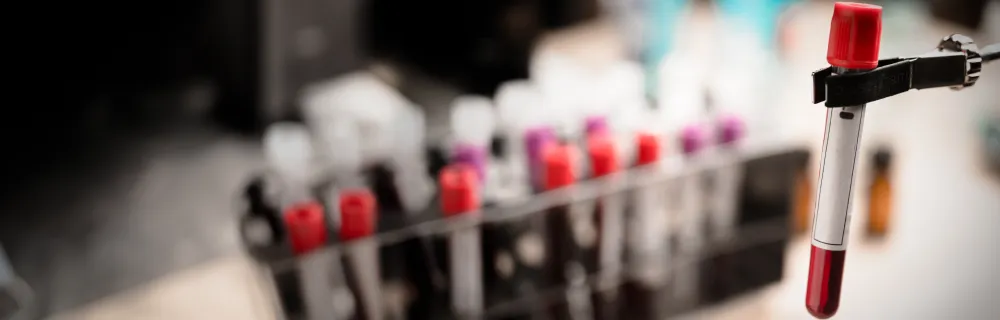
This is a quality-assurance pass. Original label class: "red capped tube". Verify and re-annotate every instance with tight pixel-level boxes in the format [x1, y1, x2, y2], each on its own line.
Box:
[588, 132, 626, 319]
[544, 143, 576, 190]
[338, 188, 384, 320]
[826, 2, 883, 69]
[588, 133, 619, 177]
[635, 133, 661, 166]
[339, 189, 378, 241]
[283, 201, 327, 255]
[807, 3, 882, 319]
[440, 164, 481, 216]
[439, 164, 484, 316]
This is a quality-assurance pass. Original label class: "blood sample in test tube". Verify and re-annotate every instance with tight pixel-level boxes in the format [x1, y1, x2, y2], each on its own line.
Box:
[440, 164, 484, 318]
[586, 133, 625, 320]
[806, 3, 882, 319]
[338, 189, 383, 320]
[622, 133, 671, 319]
[283, 201, 338, 319]
[541, 142, 592, 319]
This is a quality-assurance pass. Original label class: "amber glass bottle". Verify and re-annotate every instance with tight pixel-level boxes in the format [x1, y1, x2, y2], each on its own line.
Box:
[792, 166, 813, 235]
[867, 149, 892, 236]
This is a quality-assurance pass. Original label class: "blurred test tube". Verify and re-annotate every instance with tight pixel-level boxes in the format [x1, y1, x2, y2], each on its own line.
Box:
[673, 123, 706, 304]
[264, 122, 317, 209]
[283, 201, 338, 320]
[439, 164, 484, 318]
[389, 106, 436, 214]
[622, 132, 671, 319]
[586, 133, 625, 319]
[709, 114, 746, 242]
[339, 189, 382, 320]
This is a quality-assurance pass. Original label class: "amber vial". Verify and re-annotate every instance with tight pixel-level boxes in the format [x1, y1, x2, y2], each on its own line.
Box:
[867, 150, 892, 236]
[792, 168, 814, 234]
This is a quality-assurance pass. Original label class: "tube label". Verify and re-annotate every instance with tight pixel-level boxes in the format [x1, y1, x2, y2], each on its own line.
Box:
[812, 107, 865, 251]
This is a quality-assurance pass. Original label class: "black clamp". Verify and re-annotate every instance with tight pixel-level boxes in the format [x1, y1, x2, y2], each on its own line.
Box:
[813, 34, 984, 108]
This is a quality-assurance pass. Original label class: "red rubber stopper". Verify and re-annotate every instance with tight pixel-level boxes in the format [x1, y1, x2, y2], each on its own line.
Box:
[543, 143, 576, 190]
[339, 189, 378, 241]
[635, 133, 660, 166]
[440, 164, 480, 216]
[283, 201, 327, 255]
[587, 133, 618, 177]
[827, 2, 882, 70]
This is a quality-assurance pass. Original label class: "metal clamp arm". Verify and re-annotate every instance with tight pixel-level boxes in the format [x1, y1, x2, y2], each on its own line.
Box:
[813, 34, 996, 108]
[812, 53, 967, 107]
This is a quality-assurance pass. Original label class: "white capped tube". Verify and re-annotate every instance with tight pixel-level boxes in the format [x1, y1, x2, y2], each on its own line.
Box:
[450, 95, 496, 146]
[390, 106, 435, 213]
[263, 122, 316, 207]
[710, 114, 746, 242]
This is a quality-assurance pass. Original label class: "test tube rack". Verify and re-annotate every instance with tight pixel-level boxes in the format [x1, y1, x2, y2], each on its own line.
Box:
[240, 139, 809, 320]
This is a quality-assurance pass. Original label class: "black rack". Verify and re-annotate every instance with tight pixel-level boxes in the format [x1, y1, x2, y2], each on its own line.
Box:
[241, 139, 810, 320]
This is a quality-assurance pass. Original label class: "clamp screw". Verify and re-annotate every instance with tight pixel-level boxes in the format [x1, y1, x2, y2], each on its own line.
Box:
[938, 34, 982, 89]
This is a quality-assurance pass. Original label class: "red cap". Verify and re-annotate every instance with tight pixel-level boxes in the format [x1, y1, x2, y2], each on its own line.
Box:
[543, 143, 576, 190]
[587, 133, 618, 177]
[827, 2, 882, 70]
[283, 201, 327, 255]
[439, 164, 480, 216]
[339, 189, 378, 241]
[635, 133, 660, 166]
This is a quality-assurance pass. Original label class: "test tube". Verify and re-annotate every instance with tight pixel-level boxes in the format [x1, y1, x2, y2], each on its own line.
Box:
[339, 189, 383, 320]
[710, 114, 745, 242]
[806, 3, 882, 319]
[389, 106, 435, 214]
[494, 81, 546, 200]
[679, 124, 707, 251]
[622, 133, 671, 319]
[479, 187, 548, 319]
[541, 143, 593, 319]
[586, 133, 625, 320]
[440, 164, 484, 318]
[283, 201, 338, 320]
[674, 124, 706, 305]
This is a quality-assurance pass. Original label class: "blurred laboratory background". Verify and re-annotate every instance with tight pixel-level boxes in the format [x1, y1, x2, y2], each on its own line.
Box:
[1, 0, 998, 319]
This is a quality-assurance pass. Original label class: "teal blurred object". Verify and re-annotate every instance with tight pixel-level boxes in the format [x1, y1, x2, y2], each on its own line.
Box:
[716, 0, 796, 48]
[642, 0, 686, 99]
